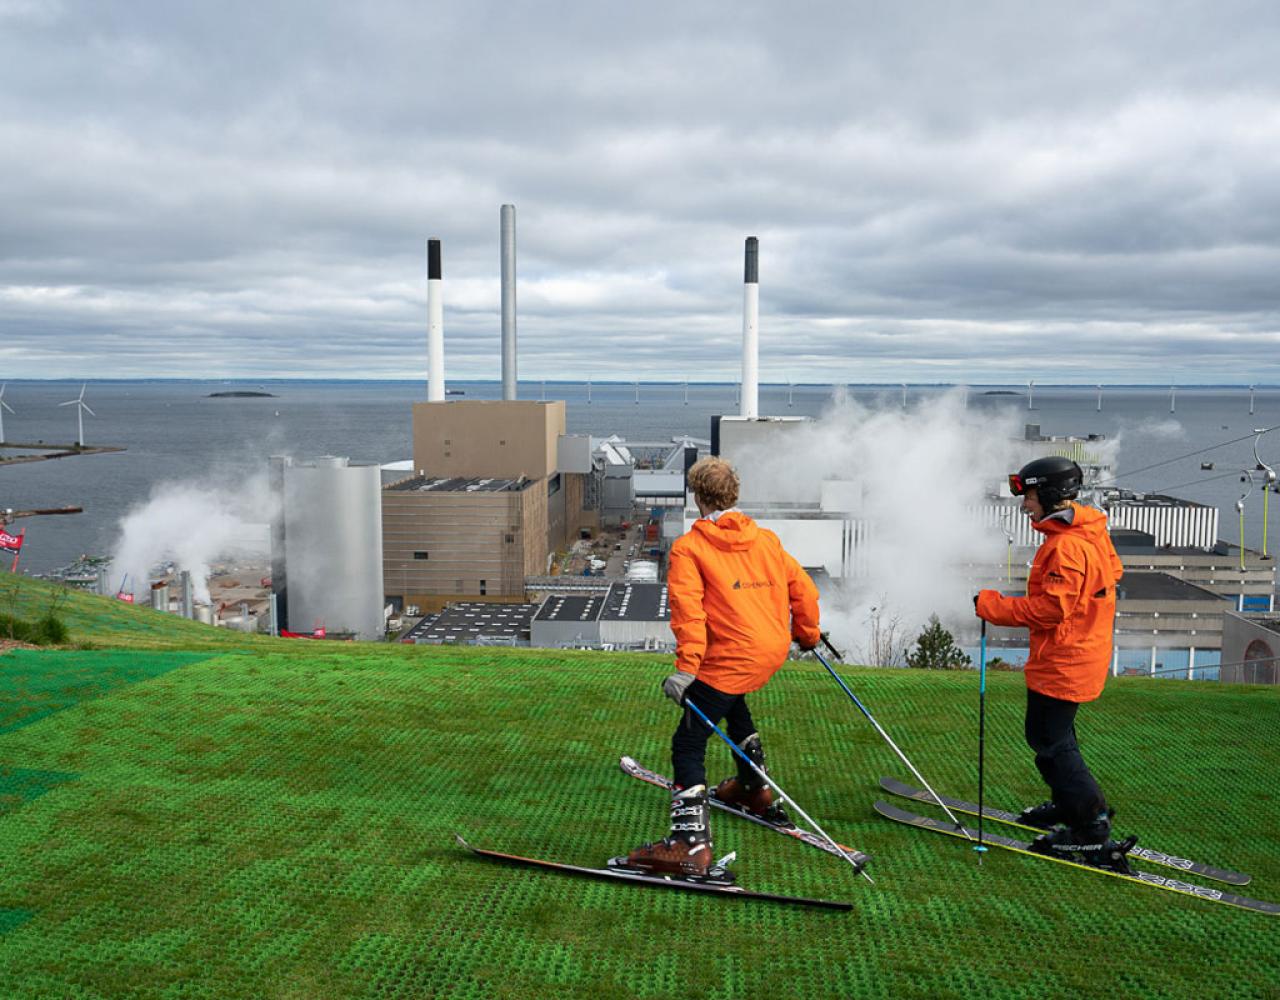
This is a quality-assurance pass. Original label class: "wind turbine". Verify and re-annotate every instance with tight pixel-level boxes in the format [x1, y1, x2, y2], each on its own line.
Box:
[0, 384, 13, 444]
[59, 383, 96, 446]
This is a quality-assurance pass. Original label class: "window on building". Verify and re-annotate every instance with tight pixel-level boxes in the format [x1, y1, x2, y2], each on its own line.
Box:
[480, 579, 487, 595]
[505, 533, 515, 544]
[414, 551, 429, 560]
[548, 473, 562, 497]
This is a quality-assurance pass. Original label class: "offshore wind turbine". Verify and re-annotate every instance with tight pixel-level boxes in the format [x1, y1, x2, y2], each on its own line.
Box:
[0, 384, 13, 443]
[59, 383, 96, 446]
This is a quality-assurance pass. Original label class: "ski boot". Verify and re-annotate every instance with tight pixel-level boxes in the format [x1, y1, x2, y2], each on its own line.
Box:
[1028, 810, 1138, 875]
[622, 784, 716, 878]
[713, 733, 793, 828]
[1016, 800, 1066, 830]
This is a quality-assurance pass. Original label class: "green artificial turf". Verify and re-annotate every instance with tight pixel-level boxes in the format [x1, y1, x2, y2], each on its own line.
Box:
[0, 639, 1277, 999]
[0, 574, 282, 651]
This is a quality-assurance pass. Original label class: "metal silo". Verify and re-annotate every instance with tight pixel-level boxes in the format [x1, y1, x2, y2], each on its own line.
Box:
[274, 456, 384, 640]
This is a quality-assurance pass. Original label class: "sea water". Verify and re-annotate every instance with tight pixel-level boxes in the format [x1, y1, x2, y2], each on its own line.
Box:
[1, 380, 1277, 577]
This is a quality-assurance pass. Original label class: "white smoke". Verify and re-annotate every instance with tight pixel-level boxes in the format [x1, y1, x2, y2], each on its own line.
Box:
[1123, 416, 1186, 441]
[110, 471, 276, 604]
[731, 389, 1023, 661]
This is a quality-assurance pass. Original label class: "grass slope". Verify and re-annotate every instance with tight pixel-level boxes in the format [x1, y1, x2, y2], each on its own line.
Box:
[0, 574, 283, 651]
[0, 635, 1277, 999]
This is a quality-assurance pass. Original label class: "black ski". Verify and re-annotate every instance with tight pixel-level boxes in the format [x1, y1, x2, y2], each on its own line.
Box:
[455, 835, 852, 911]
[620, 755, 871, 870]
[879, 776, 1251, 886]
[874, 802, 1279, 916]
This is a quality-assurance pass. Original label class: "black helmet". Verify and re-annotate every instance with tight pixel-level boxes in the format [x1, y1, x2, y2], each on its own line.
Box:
[1009, 455, 1083, 511]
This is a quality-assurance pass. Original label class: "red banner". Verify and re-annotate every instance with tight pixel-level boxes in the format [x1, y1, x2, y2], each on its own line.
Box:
[116, 592, 135, 603]
[0, 531, 23, 553]
[280, 626, 329, 640]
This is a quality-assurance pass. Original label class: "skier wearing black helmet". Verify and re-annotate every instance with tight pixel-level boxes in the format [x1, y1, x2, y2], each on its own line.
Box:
[974, 456, 1134, 872]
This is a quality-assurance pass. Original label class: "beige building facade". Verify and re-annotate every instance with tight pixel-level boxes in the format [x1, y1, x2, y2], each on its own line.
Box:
[412, 400, 565, 480]
[383, 476, 549, 613]
[386, 400, 591, 611]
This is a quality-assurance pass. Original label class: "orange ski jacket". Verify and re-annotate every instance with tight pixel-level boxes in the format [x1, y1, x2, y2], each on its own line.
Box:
[976, 503, 1124, 703]
[667, 511, 821, 695]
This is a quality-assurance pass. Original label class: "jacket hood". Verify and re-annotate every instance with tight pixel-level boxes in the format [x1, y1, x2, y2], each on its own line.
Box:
[1034, 502, 1108, 539]
[692, 510, 760, 551]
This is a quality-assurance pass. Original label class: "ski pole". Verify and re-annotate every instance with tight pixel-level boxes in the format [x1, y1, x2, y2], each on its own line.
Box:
[816, 636, 973, 840]
[683, 697, 874, 884]
[976, 620, 988, 864]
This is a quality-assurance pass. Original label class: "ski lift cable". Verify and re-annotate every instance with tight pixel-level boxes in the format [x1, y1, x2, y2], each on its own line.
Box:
[1120, 468, 1248, 497]
[1097, 422, 1280, 487]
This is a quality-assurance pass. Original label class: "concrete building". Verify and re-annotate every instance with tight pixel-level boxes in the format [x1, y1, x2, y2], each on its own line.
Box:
[382, 476, 543, 612]
[402, 601, 537, 646]
[1220, 611, 1280, 684]
[411, 400, 564, 481]
[599, 582, 672, 651]
[387, 399, 590, 610]
[270, 456, 384, 640]
[529, 582, 672, 651]
[712, 415, 815, 504]
[1111, 571, 1230, 676]
[530, 592, 607, 648]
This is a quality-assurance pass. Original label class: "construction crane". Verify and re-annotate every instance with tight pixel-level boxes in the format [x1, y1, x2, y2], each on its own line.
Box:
[1, 506, 82, 572]
[1, 506, 82, 526]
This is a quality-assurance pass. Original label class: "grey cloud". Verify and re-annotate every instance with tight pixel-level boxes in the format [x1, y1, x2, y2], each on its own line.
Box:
[2, 1, 1280, 382]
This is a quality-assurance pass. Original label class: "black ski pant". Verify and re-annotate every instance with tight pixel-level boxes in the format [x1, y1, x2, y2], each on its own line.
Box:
[671, 679, 757, 790]
[1025, 687, 1107, 828]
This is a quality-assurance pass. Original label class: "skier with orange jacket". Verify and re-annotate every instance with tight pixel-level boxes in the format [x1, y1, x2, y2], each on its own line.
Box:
[975, 455, 1133, 872]
[625, 456, 821, 877]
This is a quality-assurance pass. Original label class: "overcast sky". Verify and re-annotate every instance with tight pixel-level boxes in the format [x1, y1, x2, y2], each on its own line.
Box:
[3, 0, 1280, 383]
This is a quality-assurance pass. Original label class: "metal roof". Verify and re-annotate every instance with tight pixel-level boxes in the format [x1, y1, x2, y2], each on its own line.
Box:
[535, 593, 607, 622]
[1115, 572, 1227, 602]
[600, 582, 670, 621]
[386, 476, 529, 493]
[404, 601, 537, 642]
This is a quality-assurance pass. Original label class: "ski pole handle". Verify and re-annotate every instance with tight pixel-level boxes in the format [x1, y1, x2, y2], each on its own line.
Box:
[820, 632, 845, 661]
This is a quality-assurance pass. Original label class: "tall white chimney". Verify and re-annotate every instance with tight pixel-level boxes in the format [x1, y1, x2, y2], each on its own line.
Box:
[501, 204, 517, 400]
[427, 238, 445, 402]
[741, 236, 759, 419]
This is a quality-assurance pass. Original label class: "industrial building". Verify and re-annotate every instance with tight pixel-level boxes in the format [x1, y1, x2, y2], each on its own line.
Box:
[383, 476, 543, 609]
[530, 592, 608, 648]
[270, 455, 384, 640]
[402, 601, 538, 646]
[1220, 611, 1280, 684]
[528, 582, 672, 651]
[385, 399, 591, 612]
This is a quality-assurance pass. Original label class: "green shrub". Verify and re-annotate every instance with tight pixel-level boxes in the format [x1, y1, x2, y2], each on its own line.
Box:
[33, 613, 68, 644]
[906, 614, 972, 670]
[0, 611, 68, 645]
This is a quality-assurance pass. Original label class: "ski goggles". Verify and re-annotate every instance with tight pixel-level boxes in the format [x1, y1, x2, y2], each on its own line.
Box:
[1008, 473, 1031, 496]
